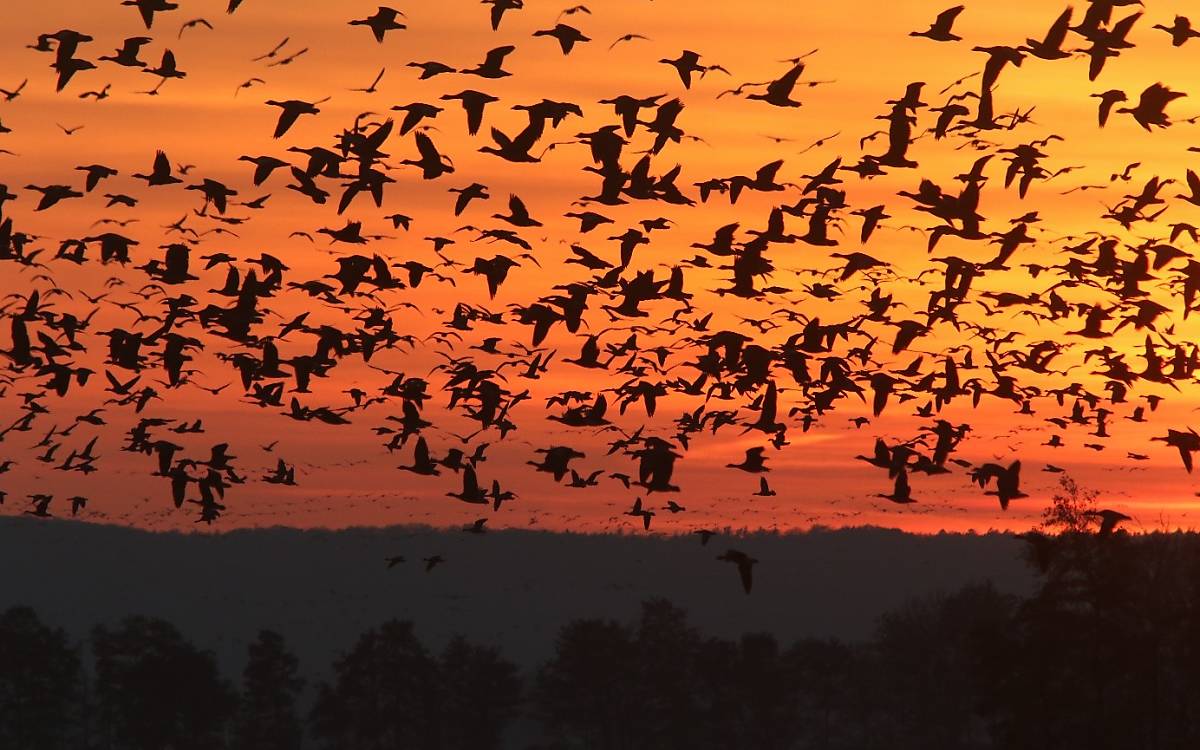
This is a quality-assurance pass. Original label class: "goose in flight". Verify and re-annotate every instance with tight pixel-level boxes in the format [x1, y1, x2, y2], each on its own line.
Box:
[717, 549, 757, 594]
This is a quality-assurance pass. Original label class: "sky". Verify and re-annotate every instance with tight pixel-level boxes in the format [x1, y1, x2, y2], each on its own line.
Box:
[3, 0, 1200, 534]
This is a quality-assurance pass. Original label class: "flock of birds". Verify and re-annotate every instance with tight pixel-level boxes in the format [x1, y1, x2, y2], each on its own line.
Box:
[5, 0, 1200, 592]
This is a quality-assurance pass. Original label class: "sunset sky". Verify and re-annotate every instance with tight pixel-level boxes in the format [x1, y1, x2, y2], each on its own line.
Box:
[4, 0, 1200, 535]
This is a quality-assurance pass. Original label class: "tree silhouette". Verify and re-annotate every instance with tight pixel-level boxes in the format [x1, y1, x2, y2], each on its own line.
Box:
[631, 599, 703, 748]
[1040, 473, 1100, 535]
[535, 617, 639, 749]
[310, 619, 441, 750]
[694, 632, 803, 750]
[438, 635, 522, 750]
[233, 629, 305, 750]
[91, 615, 235, 750]
[787, 637, 863, 750]
[17, 526, 1200, 750]
[0, 606, 82, 750]
[871, 582, 1016, 750]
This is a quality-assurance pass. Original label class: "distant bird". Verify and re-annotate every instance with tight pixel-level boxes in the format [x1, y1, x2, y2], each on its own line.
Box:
[1085, 509, 1132, 536]
[265, 98, 328, 138]
[461, 46, 515, 79]
[350, 67, 386, 94]
[178, 18, 214, 38]
[463, 517, 487, 534]
[0, 79, 27, 101]
[970, 461, 1027, 510]
[482, 0, 524, 31]
[534, 24, 591, 55]
[717, 549, 757, 593]
[878, 471, 915, 504]
[610, 33, 651, 50]
[659, 50, 726, 89]
[350, 6, 406, 42]
[123, 0, 180, 29]
[132, 150, 182, 186]
[727, 447, 769, 473]
[143, 50, 187, 81]
[910, 6, 965, 42]
[25, 494, 53, 518]
[625, 497, 654, 529]
[447, 466, 489, 504]
[1091, 89, 1126, 127]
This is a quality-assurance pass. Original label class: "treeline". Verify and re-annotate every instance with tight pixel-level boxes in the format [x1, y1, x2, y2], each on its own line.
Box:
[7, 530, 1200, 749]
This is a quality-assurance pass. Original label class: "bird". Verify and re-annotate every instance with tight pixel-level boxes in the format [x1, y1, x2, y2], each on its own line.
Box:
[482, 0, 524, 31]
[660, 50, 724, 89]
[350, 6, 406, 43]
[143, 50, 187, 81]
[623, 497, 655, 530]
[1085, 509, 1133, 536]
[910, 6, 965, 42]
[461, 46, 515, 79]
[534, 24, 591, 55]
[265, 98, 328, 138]
[178, 18, 214, 38]
[1092, 89, 1126, 127]
[878, 471, 915, 504]
[727, 447, 769, 473]
[1153, 15, 1200, 46]
[1153, 429, 1200, 472]
[1116, 83, 1186, 130]
[123, 0, 180, 29]
[132, 151, 182, 186]
[716, 549, 757, 593]
[350, 68, 386, 94]
[447, 466, 489, 504]
[0, 79, 27, 101]
[970, 461, 1027, 510]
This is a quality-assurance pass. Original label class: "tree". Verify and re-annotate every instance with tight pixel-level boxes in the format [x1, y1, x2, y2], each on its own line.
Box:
[233, 629, 305, 750]
[438, 635, 522, 750]
[694, 632, 803, 750]
[536, 600, 704, 750]
[631, 599, 703, 748]
[535, 617, 639, 749]
[1040, 473, 1099, 534]
[871, 583, 1016, 750]
[310, 619, 441, 750]
[91, 615, 236, 750]
[0, 606, 82, 750]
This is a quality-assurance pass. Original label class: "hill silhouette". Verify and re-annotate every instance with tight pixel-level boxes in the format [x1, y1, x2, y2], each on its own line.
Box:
[0, 518, 1032, 674]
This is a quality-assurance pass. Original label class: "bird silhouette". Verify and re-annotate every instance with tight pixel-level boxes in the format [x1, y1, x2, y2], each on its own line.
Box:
[717, 549, 757, 593]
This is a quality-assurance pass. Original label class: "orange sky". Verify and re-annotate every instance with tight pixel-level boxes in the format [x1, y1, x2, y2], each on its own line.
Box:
[3, 0, 1200, 535]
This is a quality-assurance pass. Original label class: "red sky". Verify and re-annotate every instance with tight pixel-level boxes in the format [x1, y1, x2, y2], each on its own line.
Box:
[3, 0, 1200, 535]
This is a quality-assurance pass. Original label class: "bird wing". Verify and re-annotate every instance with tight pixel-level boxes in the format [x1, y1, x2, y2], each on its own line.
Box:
[153, 150, 172, 176]
[936, 5, 965, 28]
[273, 107, 301, 138]
[738, 559, 754, 593]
